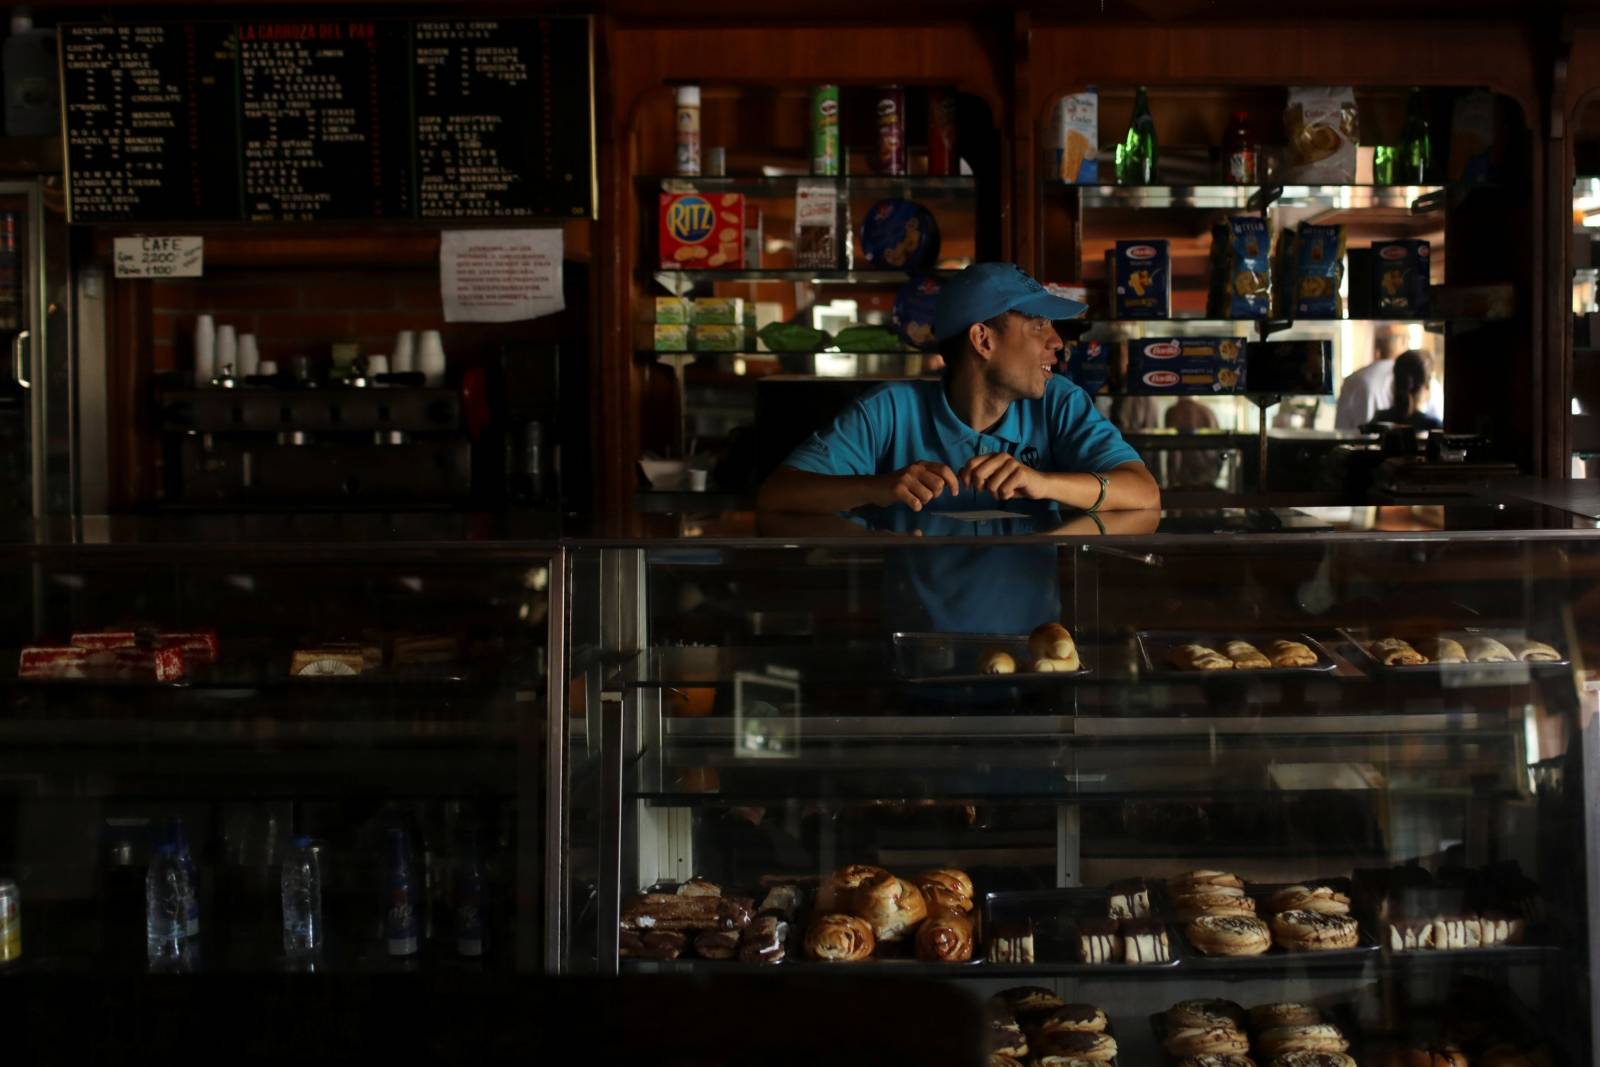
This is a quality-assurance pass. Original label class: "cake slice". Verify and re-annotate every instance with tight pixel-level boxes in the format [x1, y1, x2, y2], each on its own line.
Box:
[1076, 917, 1121, 963]
[1120, 918, 1169, 963]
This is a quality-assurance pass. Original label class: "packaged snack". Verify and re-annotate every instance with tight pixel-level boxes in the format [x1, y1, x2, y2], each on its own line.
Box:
[1109, 240, 1171, 319]
[653, 323, 689, 352]
[1053, 90, 1098, 183]
[794, 180, 839, 269]
[1206, 216, 1272, 319]
[692, 324, 743, 352]
[1372, 240, 1430, 318]
[1292, 224, 1347, 318]
[691, 297, 744, 325]
[659, 192, 744, 270]
[892, 274, 943, 351]
[859, 198, 941, 271]
[1125, 337, 1248, 395]
[654, 297, 691, 324]
[1064, 340, 1111, 395]
[1284, 87, 1359, 182]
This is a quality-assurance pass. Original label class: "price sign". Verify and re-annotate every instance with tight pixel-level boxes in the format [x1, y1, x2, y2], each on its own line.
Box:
[113, 236, 204, 278]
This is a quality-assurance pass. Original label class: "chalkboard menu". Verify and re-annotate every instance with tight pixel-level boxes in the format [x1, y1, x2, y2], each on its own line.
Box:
[60, 18, 594, 223]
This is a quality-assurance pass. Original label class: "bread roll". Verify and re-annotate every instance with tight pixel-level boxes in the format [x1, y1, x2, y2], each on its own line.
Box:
[980, 648, 1017, 674]
[814, 863, 888, 913]
[1505, 636, 1560, 662]
[1367, 637, 1426, 665]
[915, 868, 974, 901]
[1267, 639, 1317, 668]
[1028, 622, 1076, 662]
[1463, 636, 1516, 663]
[914, 911, 974, 961]
[1414, 636, 1466, 663]
[805, 913, 874, 961]
[1034, 653, 1080, 672]
[852, 872, 928, 942]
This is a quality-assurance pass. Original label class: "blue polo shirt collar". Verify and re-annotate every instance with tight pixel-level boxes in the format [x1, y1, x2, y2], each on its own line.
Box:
[930, 377, 1024, 457]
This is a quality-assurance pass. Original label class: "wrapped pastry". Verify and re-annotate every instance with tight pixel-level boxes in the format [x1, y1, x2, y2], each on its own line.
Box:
[815, 864, 889, 913]
[1267, 639, 1317, 668]
[915, 911, 974, 961]
[1168, 643, 1234, 671]
[1366, 637, 1427, 666]
[806, 913, 875, 961]
[1463, 636, 1516, 663]
[1414, 636, 1466, 663]
[853, 872, 928, 941]
[1223, 640, 1271, 670]
[1505, 636, 1560, 662]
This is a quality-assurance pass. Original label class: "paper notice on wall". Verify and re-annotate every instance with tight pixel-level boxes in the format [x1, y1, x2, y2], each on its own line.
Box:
[113, 236, 203, 278]
[439, 229, 564, 323]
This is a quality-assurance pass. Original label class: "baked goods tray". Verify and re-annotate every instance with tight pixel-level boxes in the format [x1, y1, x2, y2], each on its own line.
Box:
[1148, 1001, 1364, 1064]
[1337, 628, 1570, 678]
[1173, 880, 1379, 969]
[1135, 632, 1339, 680]
[981, 888, 1180, 973]
[890, 633, 1090, 685]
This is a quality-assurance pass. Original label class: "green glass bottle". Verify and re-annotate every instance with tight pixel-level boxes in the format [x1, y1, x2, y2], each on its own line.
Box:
[1116, 86, 1158, 185]
[1399, 87, 1432, 184]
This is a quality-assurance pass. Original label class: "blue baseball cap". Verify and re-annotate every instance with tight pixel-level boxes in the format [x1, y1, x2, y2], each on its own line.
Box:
[932, 262, 1088, 342]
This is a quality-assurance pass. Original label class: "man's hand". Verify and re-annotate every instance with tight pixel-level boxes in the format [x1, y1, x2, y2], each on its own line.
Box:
[880, 460, 960, 511]
[959, 452, 1046, 502]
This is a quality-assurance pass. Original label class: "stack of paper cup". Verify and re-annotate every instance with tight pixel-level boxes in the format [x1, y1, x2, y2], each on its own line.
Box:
[194, 314, 215, 386]
[418, 330, 446, 385]
[392, 330, 416, 374]
[237, 333, 260, 377]
[216, 325, 238, 377]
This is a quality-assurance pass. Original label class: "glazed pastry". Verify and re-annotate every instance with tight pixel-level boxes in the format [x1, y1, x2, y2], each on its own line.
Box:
[676, 877, 721, 897]
[920, 884, 973, 917]
[1165, 1027, 1252, 1057]
[1167, 1000, 1246, 1031]
[1169, 870, 1246, 893]
[1271, 910, 1360, 951]
[988, 918, 1035, 963]
[1037, 1004, 1109, 1035]
[1107, 877, 1149, 918]
[1414, 636, 1467, 663]
[996, 985, 1064, 1019]
[1267, 639, 1318, 668]
[1174, 886, 1257, 921]
[1186, 914, 1272, 956]
[914, 911, 974, 962]
[1076, 917, 1122, 963]
[987, 1019, 1029, 1060]
[1037, 1030, 1117, 1062]
[1270, 1055, 1356, 1067]
[1463, 636, 1517, 663]
[814, 864, 889, 913]
[1169, 643, 1234, 671]
[981, 649, 1017, 675]
[1267, 884, 1351, 916]
[805, 913, 875, 961]
[1121, 918, 1169, 963]
[1256, 1025, 1349, 1057]
[1224, 640, 1272, 670]
[692, 929, 741, 959]
[1029, 622, 1077, 663]
[1505, 636, 1560, 662]
[737, 916, 787, 964]
[915, 868, 974, 901]
[1180, 1057, 1259, 1067]
[1367, 637, 1427, 665]
[756, 884, 802, 921]
[1249, 1003, 1324, 1030]
[852, 873, 927, 942]
[1034, 655, 1080, 672]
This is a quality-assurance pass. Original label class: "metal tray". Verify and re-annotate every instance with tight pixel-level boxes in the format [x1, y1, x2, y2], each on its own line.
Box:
[1172, 879, 1378, 967]
[1136, 631, 1340, 679]
[981, 888, 1181, 972]
[1338, 627, 1569, 678]
[891, 632, 1090, 685]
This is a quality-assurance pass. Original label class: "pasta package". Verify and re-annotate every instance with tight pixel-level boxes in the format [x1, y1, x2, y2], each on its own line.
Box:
[1292, 224, 1347, 319]
[1207, 216, 1272, 319]
[1284, 86, 1359, 182]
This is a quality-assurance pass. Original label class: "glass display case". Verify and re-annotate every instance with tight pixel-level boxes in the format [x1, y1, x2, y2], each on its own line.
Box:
[0, 516, 556, 978]
[561, 504, 1600, 1067]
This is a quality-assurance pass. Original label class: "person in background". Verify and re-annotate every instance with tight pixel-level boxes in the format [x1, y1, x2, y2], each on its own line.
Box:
[1366, 349, 1442, 431]
[1334, 346, 1443, 430]
[1164, 396, 1223, 489]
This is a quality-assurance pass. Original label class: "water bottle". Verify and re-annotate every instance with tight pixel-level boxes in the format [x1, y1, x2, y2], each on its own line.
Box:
[280, 836, 323, 958]
[383, 828, 418, 958]
[170, 819, 200, 937]
[145, 843, 191, 967]
[454, 832, 485, 958]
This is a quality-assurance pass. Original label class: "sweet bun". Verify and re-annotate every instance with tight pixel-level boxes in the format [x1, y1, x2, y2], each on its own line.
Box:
[814, 864, 889, 913]
[915, 868, 975, 901]
[980, 649, 1017, 675]
[1169, 869, 1245, 892]
[1270, 910, 1359, 951]
[1037, 1004, 1109, 1035]
[1166, 1028, 1253, 1057]
[1029, 622, 1076, 662]
[1186, 914, 1272, 956]
[1167, 1000, 1246, 1030]
[1270, 1055, 1357, 1067]
[1037, 1030, 1117, 1063]
[1034, 653, 1081, 672]
[1256, 1025, 1350, 1057]
[1249, 1003, 1325, 1030]
[914, 910, 973, 961]
[851, 872, 927, 942]
[1267, 885, 1351, 916]
[920, 884, 973, 917]
[804, 914, 874, 961]
[996, 986, 1063, 1018]
[1180, 1058, 1259, 1067]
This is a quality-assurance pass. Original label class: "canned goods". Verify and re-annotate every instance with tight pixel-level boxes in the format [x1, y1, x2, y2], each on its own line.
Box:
[810, 85, 840, 176]
[675, 85, 701, 177]
[877, 86, 906, 175]
[927, 89, 958, 176]
[0, 880, 19, 963]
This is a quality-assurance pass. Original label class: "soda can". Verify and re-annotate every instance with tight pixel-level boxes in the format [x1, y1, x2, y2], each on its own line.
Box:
[0, 879, 20, 963]
[877, 86, 907, 175]
[811, 85, 840, 176]
[675, 85, 701, 177]
[927, 89, 958, 177]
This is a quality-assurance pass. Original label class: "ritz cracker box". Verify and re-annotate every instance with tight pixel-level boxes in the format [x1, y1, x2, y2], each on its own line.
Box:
[1109, 239, 1171, 319]
[1125, 337, 1248, 395]
[659, 192, 745, 269]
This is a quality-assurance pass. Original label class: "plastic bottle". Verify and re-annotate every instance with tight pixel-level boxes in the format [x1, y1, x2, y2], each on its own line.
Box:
[674, 85, 700, 177]
[145, 842, 191, 966]
[1223, 111, 1257, 185]
[170, 819, 200, 937]
[1116, 86, 1158, 185]
[281, 836, 323, 958]
[3, 10, 58, 138]
[383, 827, 419, 957]
[453, 831, 485, 958]
[1400, 87, 1432, 184]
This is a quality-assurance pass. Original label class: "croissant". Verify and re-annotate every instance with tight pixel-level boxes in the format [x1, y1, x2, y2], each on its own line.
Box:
[1414, 636, 1466, 663]
[805, 913, 875, 961]
[1223, 640, 1271, 669]
[915, 911, 974, 962]
[1169, 643, 1233, 671]
[1505, 636, 1560, 662]
[852, 872, 928, 942]
[1367, 637, 1426, 665]
[1463, 636, 1516, 663]
[1267, 639, 1317, 668]
[814, 864, 889, 913]
[915, 868, 974, 902]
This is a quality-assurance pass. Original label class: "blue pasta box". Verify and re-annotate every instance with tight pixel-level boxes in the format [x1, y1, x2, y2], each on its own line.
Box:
[1125, 337, 1248, 395]
[1109, 239, 1170, 319]
[1062, 340, 1111, 395]
[1372, 239, 1430, 318]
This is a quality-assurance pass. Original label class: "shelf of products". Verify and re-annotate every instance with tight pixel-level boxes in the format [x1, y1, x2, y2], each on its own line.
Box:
[1070, 184, 1450, 212]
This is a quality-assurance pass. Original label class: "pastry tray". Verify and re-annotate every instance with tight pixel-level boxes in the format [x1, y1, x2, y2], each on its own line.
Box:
[1149, 1001, 1364, 1064]
[1338, 627, 1569, 678]
[1135, 631, 1340, 680]
[891, 632, 1090, 685]
[1172, 880, 1379, 968]
[981, 888, 1181, 972]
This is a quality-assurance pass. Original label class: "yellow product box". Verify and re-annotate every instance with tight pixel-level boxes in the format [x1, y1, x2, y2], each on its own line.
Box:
[691, 297, 744, 325]
[692, 324, 743, 352]
[655, 297, 691, 324]
[653, 324, 689, 352]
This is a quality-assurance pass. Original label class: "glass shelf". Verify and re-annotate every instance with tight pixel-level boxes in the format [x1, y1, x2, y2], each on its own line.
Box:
[645, 174, 977, 199]
[653, 268, 958, 286]
[1066, 183, 1451, 211]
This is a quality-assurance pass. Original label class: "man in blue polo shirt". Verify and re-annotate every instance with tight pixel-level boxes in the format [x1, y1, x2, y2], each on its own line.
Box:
[757, 262, 1159, 514]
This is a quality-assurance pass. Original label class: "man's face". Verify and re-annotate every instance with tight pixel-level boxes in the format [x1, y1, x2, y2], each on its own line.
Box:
[982, 313, 1064, 400]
